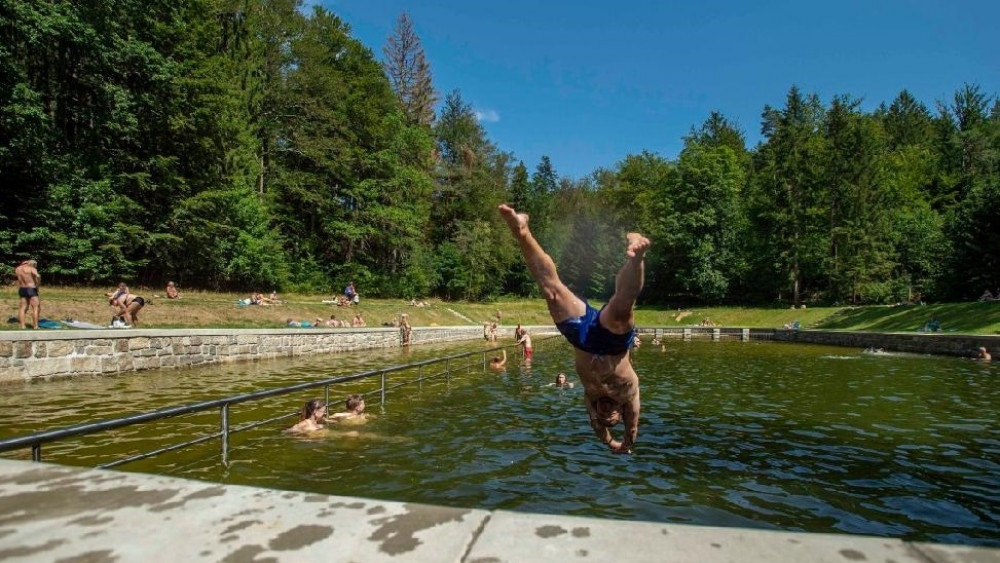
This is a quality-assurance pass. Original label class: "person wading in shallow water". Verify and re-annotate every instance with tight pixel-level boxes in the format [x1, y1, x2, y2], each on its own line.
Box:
[498, 204, 650, 454]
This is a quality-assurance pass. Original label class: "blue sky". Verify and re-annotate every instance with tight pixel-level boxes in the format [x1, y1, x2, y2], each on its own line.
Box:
[319, 0, 998, 179]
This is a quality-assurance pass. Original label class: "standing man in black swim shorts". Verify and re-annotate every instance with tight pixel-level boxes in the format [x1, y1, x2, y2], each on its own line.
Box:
[15, 259, 41, 329]
[499, 204, 650, 453]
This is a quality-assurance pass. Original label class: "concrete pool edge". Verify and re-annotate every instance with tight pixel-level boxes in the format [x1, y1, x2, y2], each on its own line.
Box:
[3, 326, 999, 382]
[0, 459, 995, 562]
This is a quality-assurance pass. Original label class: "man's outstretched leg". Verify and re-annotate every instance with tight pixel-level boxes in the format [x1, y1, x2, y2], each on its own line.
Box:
[499, 204, 585, 323]
[599, 233, 651, 334]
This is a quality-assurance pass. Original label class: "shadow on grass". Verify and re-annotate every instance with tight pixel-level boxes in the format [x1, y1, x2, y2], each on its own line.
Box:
[816, 302, 1000, 334]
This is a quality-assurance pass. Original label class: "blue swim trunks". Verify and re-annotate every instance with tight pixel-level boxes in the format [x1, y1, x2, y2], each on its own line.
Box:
[556, 302, 635, 356]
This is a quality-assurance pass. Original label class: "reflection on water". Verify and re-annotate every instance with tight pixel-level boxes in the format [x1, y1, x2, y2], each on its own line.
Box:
[1, 339, 997, 546]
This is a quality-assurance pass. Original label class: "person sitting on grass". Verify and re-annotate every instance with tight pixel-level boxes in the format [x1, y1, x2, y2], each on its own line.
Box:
[165, 281, 180, 299]
[287, 399, 326, 434]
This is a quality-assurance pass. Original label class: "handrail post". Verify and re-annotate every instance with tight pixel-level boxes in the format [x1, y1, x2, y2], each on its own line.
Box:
[220, 403, 230, 465]
[418, 365, 422, 390]
[31, 443, 41, 462]
[446, 358, 451, 381]
[324, 385, 330, 408]
[380, 371, 386, 406]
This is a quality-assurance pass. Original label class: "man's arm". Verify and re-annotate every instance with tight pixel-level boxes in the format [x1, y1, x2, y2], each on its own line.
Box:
[30, 267, 41, 286]
[499, 349, 507, 367]
[584, 398, 620, 450]
[616, 390, 640, 454]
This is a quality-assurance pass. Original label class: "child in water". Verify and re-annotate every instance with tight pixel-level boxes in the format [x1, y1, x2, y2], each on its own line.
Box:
[328, 394, 368, 423]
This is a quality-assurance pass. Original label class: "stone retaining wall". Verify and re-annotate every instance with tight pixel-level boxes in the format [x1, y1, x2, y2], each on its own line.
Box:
[773, 329, 1000, 358]
[642, 327, 999, 357]
[3, 326, 996, 383]
[0, 325, 511, 383]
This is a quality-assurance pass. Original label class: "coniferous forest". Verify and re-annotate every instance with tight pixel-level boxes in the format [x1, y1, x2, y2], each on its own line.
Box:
[2, 1, 998, 305]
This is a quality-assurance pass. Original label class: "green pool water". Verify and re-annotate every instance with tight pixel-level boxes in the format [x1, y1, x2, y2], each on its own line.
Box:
[0, 338, 997, 546]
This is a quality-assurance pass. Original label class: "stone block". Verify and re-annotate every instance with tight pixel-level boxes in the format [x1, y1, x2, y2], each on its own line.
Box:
[100, 356, 128, 372]
[45, 340, 75, 357]
[86, 345, 114, 356]
[114, 339, 129, 353]
[133, 357, 161, 371]
[25, 357, 72, 378]
[236, 335, 258, 345]
[128, 337, 151, 351]
[13, 341, 32, 359]
[189, 336, 202, 346]
[0, 341, 12, 357]
[70, 356, 102, 374]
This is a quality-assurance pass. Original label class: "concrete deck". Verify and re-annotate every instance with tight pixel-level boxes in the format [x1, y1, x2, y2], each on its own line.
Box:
[0, 460, 996, 562]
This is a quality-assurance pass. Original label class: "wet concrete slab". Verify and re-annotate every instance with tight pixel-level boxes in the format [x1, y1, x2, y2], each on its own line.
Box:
[0, 459, 487, 562]
[466, 510, 987, 562]
[0, 459, 997, 562]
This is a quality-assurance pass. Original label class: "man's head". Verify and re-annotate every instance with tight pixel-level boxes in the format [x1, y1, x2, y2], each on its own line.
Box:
[591, 396, 622, 427]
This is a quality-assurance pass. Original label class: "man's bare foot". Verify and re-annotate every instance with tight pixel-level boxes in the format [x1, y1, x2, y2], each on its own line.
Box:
[498, 204, 530, 234]
[626, 233, 651, 258]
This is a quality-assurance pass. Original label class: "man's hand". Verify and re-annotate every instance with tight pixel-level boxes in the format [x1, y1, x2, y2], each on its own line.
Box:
[608, 439, 632, 454]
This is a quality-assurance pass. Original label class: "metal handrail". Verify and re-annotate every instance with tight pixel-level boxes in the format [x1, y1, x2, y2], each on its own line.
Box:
[0, 338, 547, 467]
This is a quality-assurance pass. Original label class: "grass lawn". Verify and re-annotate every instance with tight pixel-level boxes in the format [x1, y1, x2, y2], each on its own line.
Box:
[2, 285, 999, 335]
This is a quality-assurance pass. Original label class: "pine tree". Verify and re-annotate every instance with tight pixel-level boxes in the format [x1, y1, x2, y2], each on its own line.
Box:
[383, 12, 437, 127]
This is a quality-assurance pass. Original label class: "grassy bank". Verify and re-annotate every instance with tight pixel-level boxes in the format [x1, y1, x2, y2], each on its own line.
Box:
[2, 286, 999, 334]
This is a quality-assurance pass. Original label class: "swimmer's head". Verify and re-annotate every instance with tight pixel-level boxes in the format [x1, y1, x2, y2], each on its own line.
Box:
[303, 399, 325, 421]
[555, 373, 567, 386]
[346, 394, 365, 414]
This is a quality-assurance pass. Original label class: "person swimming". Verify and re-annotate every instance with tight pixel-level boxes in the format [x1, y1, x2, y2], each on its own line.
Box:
[328, 394, 367, 423]
[287, 399, 326, 434]
[489, 349, 507, 370]
[551, 372, 574, 388]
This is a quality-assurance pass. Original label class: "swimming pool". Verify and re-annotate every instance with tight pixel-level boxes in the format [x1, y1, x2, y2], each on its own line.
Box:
[0, 338, 997, 546]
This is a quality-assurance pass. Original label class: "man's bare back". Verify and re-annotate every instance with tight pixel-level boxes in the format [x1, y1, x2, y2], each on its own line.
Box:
[15, 260, 41, 329]
[15, 260, 39, 289]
